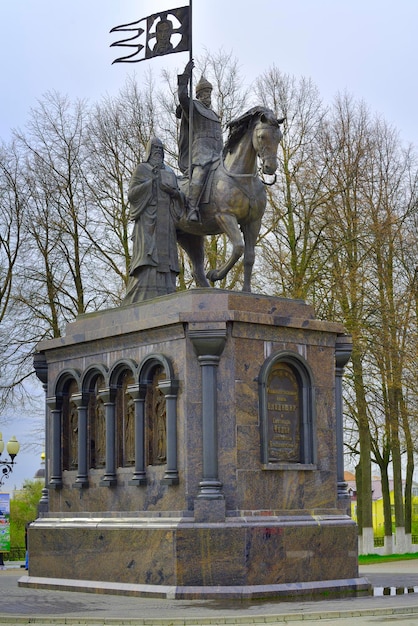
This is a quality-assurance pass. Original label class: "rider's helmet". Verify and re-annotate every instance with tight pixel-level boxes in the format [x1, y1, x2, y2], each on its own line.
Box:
[195, 75, 213, 97]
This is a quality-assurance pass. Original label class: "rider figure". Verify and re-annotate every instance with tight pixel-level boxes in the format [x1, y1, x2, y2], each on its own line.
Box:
[176, 60, 223, 222]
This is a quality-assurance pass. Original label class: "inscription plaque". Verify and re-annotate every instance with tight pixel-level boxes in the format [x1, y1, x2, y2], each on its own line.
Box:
[266, 363, 300, 462]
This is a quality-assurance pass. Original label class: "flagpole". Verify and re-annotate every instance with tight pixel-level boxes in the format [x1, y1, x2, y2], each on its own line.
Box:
[188, 0, 193, 186]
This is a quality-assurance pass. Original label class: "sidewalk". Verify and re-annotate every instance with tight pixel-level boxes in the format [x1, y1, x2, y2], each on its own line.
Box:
[0, 559, 418, 625]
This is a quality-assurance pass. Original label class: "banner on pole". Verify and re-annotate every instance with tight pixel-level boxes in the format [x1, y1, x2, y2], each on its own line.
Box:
[110, 6, 190, 64]
[0, 493, 11, 553]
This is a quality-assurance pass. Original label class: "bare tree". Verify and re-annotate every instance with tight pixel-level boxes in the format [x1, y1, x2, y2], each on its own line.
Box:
[83, 77, 157, 305]
[252, 67, 330, 299]
[14, 92, 99, 321]
[0, 141, 27, 406]
[365, 119, 418, 548]
[316, 93, 377, 548]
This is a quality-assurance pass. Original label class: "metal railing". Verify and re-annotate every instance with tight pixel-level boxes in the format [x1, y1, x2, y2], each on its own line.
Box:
[374, 535, 418, 547]
[2, 547, 26, 561]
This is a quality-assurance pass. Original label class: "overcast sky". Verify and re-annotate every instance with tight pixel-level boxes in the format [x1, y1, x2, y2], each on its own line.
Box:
[1, 0, 417, 491]
[1, 1, 417, 144]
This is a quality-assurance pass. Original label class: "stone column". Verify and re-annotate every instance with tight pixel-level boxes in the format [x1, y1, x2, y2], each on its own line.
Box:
[189, 324, 227, 521]
[335, 335, 353, 511]
[72, 393, 89, 489]
[47, 396, 63, 489]
[159, 379, 180, 485]
[128, 384, 147, 486]
[33, 352, 49, 512]
[99, 387, 117, 487]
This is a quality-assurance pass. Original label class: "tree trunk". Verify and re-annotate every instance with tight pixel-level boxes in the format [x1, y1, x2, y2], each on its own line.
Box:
[351, 348, 373, 552]
[352, 352, 373, 528]
[380, 464, 393, 539]
[401, 394, 414, 538]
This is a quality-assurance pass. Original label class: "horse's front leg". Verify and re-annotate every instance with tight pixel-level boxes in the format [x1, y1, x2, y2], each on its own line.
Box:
[206, 213, 244, 284]
[241, 217, 262, 292]
[177, 231, 211, 288]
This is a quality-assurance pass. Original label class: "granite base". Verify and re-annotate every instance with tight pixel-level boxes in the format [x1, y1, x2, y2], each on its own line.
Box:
[24, 514, 367, 599]
[19, 574, 371, 600]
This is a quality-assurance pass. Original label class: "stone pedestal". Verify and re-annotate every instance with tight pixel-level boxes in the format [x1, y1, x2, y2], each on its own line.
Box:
[22, 290, 369, 599]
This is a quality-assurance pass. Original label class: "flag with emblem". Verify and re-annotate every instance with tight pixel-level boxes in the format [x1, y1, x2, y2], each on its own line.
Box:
[110, 6, 190, 64]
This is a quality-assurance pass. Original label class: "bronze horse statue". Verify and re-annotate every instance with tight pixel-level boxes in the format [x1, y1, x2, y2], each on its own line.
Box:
[176, 106, 284, 292]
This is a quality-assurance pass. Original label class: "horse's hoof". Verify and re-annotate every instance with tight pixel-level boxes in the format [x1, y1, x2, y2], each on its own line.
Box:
[191, 272, 211, 288]
[206, 270, 218, 283]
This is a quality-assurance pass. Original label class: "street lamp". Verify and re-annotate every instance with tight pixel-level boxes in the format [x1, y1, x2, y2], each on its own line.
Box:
[0, 432, 20, 486]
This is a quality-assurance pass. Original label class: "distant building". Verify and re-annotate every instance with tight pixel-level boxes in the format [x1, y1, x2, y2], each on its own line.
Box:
[33, 453, 45, 483]
[345, 470, 418, 535]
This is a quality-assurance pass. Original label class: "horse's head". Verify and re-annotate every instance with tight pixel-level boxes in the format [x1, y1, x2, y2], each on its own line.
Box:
[253, 109, 284, 176]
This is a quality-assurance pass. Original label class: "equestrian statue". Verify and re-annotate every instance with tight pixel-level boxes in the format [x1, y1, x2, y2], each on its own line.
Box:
[175, 60, 284, 293]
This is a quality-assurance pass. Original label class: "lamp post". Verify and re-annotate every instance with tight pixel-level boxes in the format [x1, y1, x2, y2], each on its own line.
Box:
[0, 432, 20, 487]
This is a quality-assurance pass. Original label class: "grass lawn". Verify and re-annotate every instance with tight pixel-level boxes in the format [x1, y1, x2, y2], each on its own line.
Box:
[359, 553, 418, 565]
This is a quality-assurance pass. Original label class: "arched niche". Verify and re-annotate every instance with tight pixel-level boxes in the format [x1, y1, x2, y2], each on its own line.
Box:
[109, 359, 137, 468]
[55, 369, 81, 472]
[49, 368, 81, 487]
[134, 353, 179, 484]
[138, 353, 175, 383]
[258, 351, 316, 469]
[80, 364, 109, 470]
[53, 368, 82, 397]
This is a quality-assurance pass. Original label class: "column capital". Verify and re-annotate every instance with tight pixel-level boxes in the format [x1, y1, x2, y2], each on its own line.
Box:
[189, 324, 227, 358]
[33, 351, 48, 386]
[335, 334, 353, 371]
[46, 396, 62, 411]
[158, 379, 180, 396]
[70, 392, 89, 408]
[97, 386, 116, 404]
[126, 383, 149, 401]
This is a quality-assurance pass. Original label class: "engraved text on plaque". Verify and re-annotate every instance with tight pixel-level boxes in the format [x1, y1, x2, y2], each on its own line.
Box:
[266, 363, 300, 462]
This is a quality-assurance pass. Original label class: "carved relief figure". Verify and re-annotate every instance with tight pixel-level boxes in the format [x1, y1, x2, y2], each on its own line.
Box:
[95, 398, 106, 468]
[69, 401, 78, 469]
[154, 387, 167, 463]
[146, 366, 167, 465]
[124, 395, 135, 465]
[89, 375, 106, 469]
